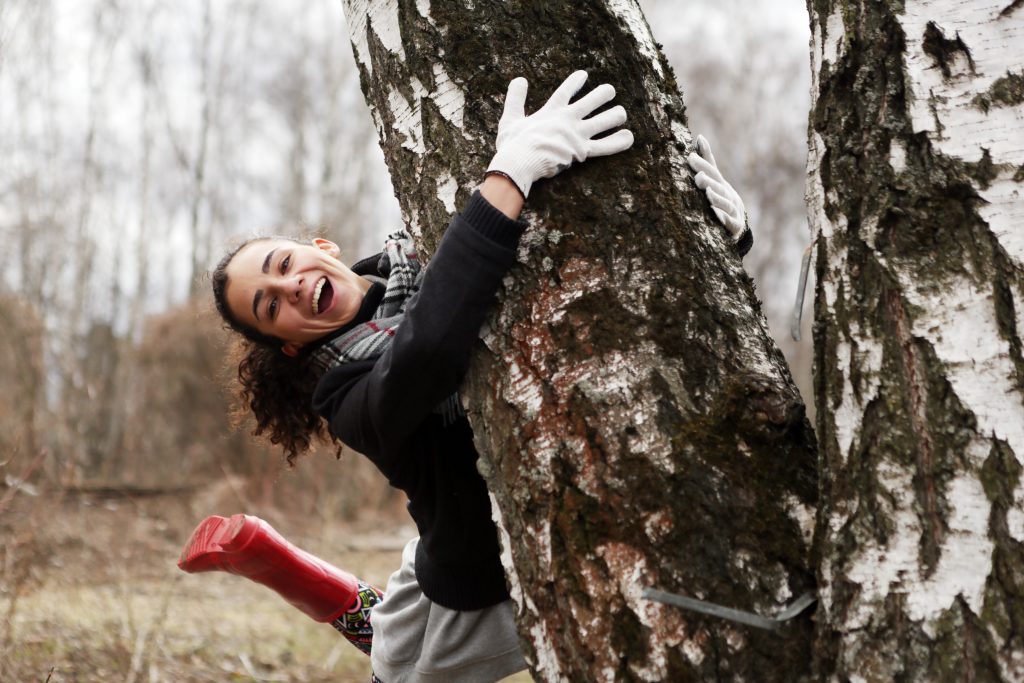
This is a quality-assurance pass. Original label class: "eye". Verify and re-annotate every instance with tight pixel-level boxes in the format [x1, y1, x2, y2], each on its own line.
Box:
[269, 298, 278, 319]
[281, 254, 290, 273]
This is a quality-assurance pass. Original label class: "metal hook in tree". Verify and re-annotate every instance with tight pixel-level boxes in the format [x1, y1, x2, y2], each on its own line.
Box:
[641, 588, 817, 631]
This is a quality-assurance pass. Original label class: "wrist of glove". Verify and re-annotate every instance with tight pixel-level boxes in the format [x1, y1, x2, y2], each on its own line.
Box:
[487, 141, 583, 199]
[687, 134, 753, 257]
[487, 71, 633, 199]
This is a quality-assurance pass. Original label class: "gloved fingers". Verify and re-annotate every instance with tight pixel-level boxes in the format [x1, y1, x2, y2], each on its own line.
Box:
[501, 77, 529, 121]
[581, 105, 627, 138]
[547, 70, 589, 108]
[686, 152, 723, 182]
[712, 207, 729, 227]
[571, 82, 616, 117]
[706, 187, 738, 218]
[707, 189, 746, 236]
[704, 185, 737, 211]
[696, 172, 729, 199]
[587, 128, 634, 157]
[696, 134, 719, 168]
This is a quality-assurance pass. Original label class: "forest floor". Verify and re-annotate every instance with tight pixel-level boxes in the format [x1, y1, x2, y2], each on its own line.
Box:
[1, 481, 532, 682]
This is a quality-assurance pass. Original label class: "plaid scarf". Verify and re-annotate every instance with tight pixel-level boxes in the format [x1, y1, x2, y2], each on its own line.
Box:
[311, 231, 465, 424]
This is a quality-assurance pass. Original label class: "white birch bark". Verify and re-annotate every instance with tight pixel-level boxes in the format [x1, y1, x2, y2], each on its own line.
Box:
[807, 0, 1024, 678]
[341, 1, 817, 680]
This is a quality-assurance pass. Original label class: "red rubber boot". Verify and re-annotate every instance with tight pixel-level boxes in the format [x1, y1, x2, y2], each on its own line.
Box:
[178, 514, 359, 623]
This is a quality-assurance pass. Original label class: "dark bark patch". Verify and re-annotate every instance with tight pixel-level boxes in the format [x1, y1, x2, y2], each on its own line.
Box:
[876, 172, 985, 280]
[927, 597, 1003, 681]
[608, 609, 645, 677]
[673, 372, 818, 510]
[922, 22, 976, 80]
[966, 147, 999, 189]
[992, 251, 1024, 393]
[971, 71, 1024, 113]
[980, 440, 1021, 507]
[983, 442, 1024, 648]
[1000, 0, 1024, 18]
[556, 290, 645, 360]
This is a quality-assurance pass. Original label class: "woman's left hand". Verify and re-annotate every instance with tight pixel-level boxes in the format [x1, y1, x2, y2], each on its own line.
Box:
[687, 134, 753, 256]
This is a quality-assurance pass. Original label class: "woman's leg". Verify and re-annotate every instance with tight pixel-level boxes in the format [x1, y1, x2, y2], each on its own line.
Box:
[330, 579, 384, 655]
[179, 514, 382, 654]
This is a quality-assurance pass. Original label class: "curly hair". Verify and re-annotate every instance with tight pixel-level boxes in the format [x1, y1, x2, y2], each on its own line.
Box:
[212, 238, 340, 465]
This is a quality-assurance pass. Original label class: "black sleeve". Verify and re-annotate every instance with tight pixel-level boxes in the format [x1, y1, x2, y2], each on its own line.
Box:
[311, 191, 527, 471]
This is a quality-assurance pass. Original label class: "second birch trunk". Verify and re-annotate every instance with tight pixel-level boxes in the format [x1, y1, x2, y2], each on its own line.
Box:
[807, 1, 1024, 678]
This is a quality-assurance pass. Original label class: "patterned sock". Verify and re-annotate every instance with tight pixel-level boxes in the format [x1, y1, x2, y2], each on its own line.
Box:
[330, 580, 383, 656]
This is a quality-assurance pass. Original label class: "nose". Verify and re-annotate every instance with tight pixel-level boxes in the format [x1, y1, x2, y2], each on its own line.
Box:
[281, 273, 304, 303]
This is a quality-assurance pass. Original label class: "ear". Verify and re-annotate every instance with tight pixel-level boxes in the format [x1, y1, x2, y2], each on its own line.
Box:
[281, 341, 303, 357]
[312, 238, 341, 259]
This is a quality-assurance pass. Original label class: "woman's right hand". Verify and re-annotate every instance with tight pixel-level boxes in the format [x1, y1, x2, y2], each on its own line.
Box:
[486, 71, 634, 199]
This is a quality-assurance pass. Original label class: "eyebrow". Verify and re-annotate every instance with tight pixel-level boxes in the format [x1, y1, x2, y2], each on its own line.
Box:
[252, 248, 278, 321]
[262, 248, 276, 274]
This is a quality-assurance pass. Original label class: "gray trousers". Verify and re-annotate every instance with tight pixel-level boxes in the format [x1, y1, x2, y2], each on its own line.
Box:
[369, 538, 527, 683]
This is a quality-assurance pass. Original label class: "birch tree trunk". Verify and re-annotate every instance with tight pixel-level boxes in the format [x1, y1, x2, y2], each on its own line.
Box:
[807, 1, 1024, 679]
[340, 1, 817, 679]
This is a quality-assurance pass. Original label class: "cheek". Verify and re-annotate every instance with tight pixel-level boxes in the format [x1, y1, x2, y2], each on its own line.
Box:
[279, 307, 305, 333]
[340, 288, 359, 316]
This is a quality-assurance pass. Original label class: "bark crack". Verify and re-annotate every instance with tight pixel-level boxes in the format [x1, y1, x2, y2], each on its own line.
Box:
[962, 602, 976, 683]
[886, 289, 944, 574]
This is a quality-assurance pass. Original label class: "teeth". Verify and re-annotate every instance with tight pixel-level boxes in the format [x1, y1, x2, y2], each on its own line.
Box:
[312, 277, 326, 314]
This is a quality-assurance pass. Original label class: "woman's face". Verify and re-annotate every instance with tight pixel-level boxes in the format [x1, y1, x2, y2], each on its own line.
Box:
[225, 237, 370, 355]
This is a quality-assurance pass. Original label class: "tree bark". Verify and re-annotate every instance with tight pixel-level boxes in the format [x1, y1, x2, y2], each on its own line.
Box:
[340, 1, 817, 680]
[807, 1, 1024, 679]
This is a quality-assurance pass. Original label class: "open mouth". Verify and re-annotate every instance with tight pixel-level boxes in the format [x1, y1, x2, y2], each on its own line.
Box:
[312, 276, 335, 316]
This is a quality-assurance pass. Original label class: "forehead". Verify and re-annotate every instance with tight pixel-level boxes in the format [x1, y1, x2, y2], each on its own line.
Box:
[227, 238, 296, 280]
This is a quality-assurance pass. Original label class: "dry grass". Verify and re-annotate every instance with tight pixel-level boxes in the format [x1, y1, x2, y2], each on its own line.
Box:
[2, 485, 401, 682]
[1, 482, 532, 682]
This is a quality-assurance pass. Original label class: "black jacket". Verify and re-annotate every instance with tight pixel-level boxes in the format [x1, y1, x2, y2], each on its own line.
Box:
[312, 192, 527, 610]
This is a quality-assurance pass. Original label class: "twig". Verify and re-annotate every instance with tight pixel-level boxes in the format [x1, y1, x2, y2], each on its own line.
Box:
[324, 642, 344, 671]
[218, 463, 254, 512]
[0, 448, 48, 515]
[124, 574, 182, 683]
[56, 484, 197, 499]
[238, 653, 288, 682]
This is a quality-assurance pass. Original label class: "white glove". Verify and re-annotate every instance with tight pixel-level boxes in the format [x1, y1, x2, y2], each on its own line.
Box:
[487, 70, 634, 198]
[687, 134, 752, 256]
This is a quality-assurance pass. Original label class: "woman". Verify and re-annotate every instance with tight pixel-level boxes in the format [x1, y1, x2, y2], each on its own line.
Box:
[179, 71, 749, 682]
